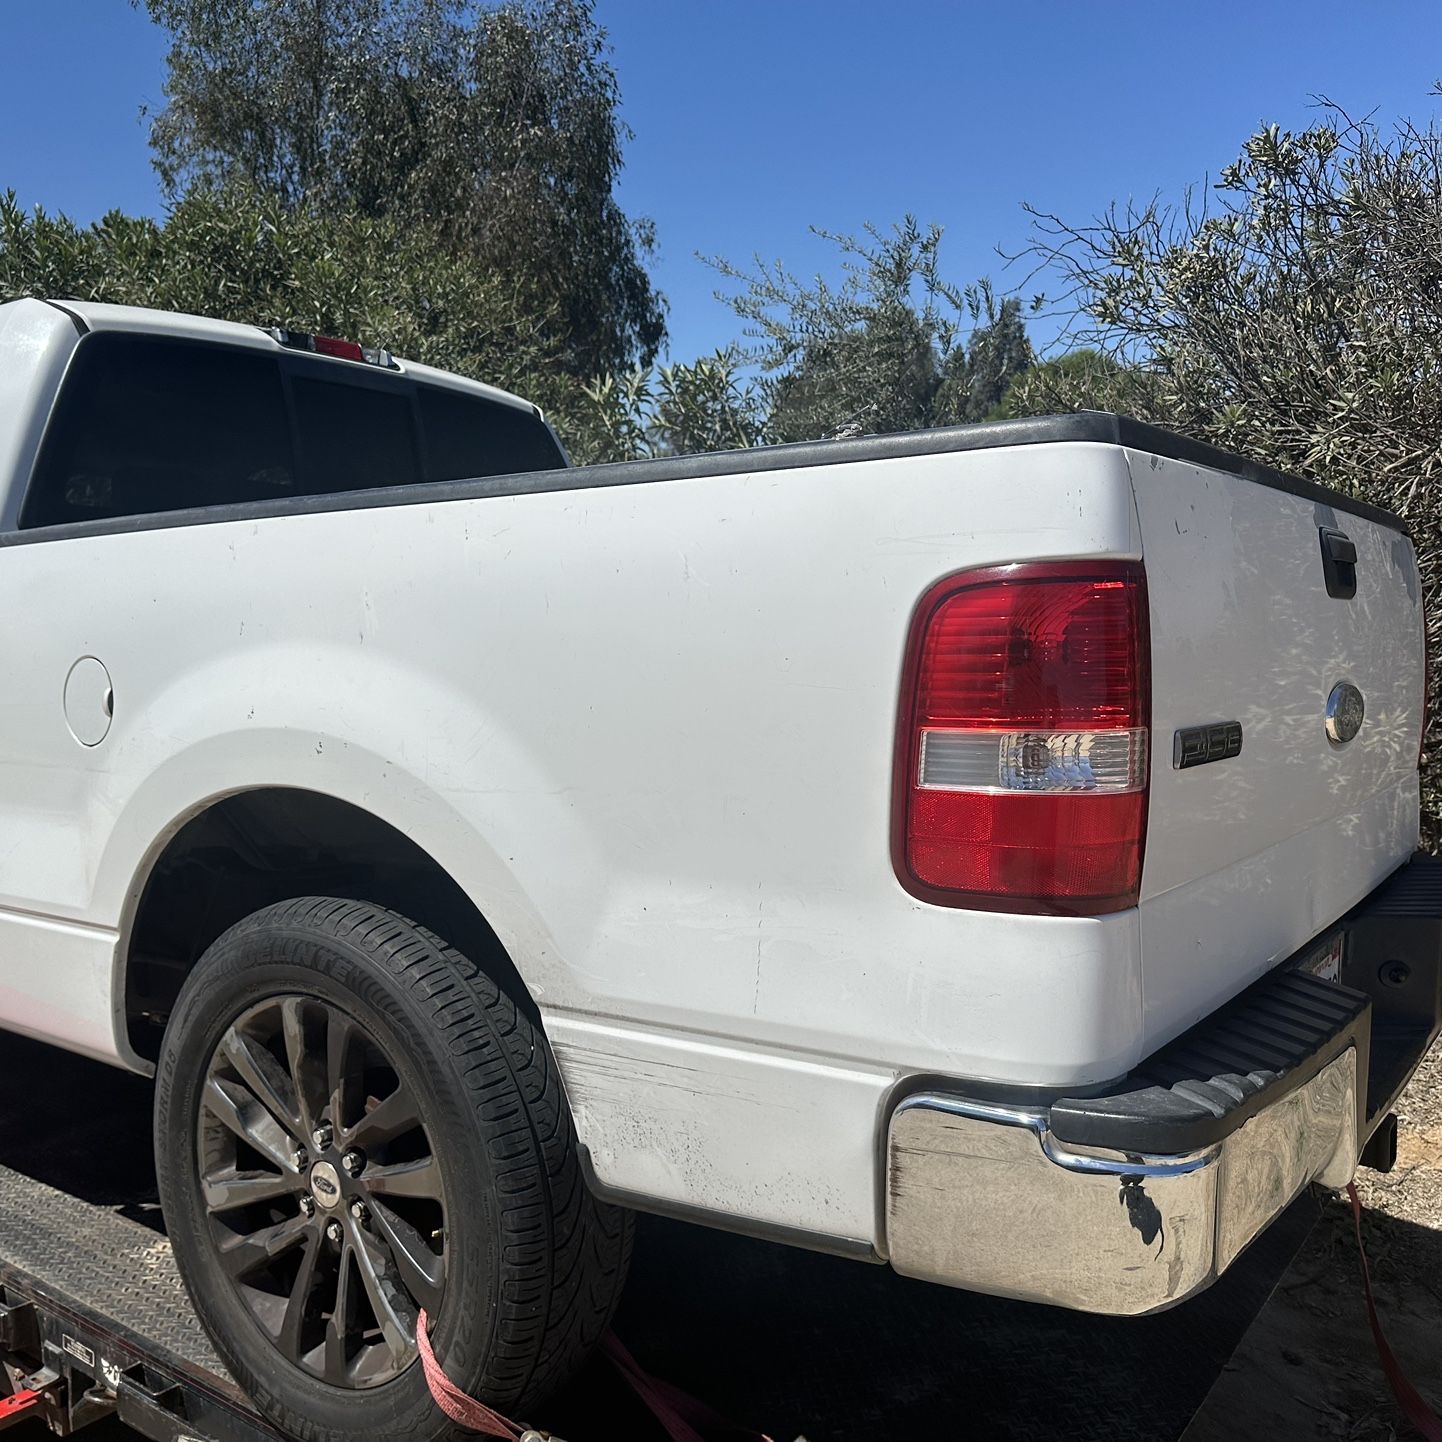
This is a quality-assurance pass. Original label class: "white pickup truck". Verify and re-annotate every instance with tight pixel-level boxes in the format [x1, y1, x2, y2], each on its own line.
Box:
[0, 296, 1438, 1439]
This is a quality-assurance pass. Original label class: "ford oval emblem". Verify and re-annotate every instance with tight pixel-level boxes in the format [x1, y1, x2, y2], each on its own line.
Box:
[1325, 682, 1365, 745]
[309, 1160, 343, 1208]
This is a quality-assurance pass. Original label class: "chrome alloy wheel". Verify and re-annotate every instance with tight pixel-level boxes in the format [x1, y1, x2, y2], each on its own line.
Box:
[197, 995, 446, 1388]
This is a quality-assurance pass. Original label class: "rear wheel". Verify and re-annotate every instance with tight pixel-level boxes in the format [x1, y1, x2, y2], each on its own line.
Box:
[154, 896, 631, 1440]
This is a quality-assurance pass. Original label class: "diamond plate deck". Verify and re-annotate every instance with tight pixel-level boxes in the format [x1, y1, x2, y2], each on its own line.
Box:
[0, 1159, 232, 1386]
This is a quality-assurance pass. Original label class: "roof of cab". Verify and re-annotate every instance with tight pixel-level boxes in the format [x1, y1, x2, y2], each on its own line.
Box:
[49, 300, 540, 416]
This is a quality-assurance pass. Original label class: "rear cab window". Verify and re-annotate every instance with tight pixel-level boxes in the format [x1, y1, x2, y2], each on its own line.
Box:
[418, 385, 564, 482]
[21, 331, 564, 529]
[291, 372, 421, 495]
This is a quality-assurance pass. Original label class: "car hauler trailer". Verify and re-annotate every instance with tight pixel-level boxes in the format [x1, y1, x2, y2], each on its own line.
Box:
[0, 1160, 278, 1439]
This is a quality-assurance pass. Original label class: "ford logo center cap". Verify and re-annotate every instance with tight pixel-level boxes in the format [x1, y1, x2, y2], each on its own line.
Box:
[309, 1160, 343, 1208]
[1325, 682, 1365, 745]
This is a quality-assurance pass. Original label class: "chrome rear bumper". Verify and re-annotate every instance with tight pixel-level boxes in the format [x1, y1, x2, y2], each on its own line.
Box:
[887, 857, 1442, 1314]
[885, 1048, 1357, 1316]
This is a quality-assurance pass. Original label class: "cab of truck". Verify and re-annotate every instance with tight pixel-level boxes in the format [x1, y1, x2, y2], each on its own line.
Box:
[0, 297, 566, 534]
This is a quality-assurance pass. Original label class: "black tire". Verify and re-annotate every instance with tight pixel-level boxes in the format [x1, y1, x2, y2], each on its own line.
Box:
[154, 896, 631, 1440]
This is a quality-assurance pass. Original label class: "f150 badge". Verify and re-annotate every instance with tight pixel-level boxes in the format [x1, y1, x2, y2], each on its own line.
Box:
[1173, 721, 1243, 770]
[1325, 682, 1365, 744]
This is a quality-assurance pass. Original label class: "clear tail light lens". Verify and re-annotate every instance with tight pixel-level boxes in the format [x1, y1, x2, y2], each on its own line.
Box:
[892, 562, 1151, 914]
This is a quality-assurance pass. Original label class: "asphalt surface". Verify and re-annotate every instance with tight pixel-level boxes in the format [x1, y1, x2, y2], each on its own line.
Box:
[0, 1030, 1321, 1442]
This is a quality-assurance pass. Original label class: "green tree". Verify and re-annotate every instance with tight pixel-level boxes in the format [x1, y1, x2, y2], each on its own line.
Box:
[0, 185, 569, 410]
[567, 349, 764, 465]
[935, 285, 1035, 423]
[0, 182, 769, 459]
[709, 218, 1031, 442]
[1019, 110, 1442, 843]
[138, 0, 665, 377]
[995, 347, 1152, 419]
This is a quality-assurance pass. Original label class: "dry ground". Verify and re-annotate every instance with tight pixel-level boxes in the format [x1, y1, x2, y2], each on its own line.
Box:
[1184, 1040, 1442, 1441]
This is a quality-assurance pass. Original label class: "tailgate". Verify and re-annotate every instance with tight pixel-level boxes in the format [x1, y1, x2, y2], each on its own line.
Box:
[1129, 446, 1424, 1055]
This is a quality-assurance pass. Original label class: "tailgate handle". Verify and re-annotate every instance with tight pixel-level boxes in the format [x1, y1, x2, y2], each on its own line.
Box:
[1320, 526, 1358, 599]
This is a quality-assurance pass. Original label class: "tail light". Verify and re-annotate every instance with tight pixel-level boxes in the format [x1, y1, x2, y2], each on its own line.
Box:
[266, 327, 397, 369]
[892, 562, 1151, 914]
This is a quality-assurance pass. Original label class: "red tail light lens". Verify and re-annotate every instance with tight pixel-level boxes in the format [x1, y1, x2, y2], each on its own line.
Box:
[266, 327, 397, 369]
[312, 335, 366, 362]
[892, 562, 1151, 914]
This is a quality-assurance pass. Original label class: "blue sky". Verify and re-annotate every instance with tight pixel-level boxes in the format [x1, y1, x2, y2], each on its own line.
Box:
[4, 1, 1441, 364]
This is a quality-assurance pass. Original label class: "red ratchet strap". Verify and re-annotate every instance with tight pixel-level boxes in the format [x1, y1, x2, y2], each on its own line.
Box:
[416, 1310, 523, 1439]
[416, 1310, 774, 1442]
[0, 1386, 49, 1433]
[601, 1331, 774, 1442]
[1346, 1183, 1442, 1441]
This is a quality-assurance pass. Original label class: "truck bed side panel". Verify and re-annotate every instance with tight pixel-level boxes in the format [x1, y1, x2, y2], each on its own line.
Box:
[0, 441, 1140, 1244]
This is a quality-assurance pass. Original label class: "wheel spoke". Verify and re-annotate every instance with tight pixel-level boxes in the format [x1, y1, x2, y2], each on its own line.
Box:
[203, 1076, 293, 1172]
[280, 998, 323, 1136]
[344, 1084, 422, 1151]
[277, 1232, 324, 1362]
[323, 1244, 356, 1385]
[217, 1213, 310, 1281]
[220, 1025, 301, 1135]
[202, 1167, 299, 1212]
[368, 1199, 444, 1315]
[351, 1224, 416, 1369]
[326, 1012, 357, 1133]
[364, 1155, 442, 1202]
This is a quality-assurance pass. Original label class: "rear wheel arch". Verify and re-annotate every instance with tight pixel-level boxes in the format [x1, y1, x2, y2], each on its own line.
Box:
[120, 786, 541, 1066]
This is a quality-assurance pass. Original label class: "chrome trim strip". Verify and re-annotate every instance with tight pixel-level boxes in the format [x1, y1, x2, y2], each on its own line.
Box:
[1039, 1135, 1218, 1178]
[892, 1093, 1049, 1132]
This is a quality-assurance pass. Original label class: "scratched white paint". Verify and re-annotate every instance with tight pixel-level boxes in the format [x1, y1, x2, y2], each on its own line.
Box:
[550, 1016, 892, 1243]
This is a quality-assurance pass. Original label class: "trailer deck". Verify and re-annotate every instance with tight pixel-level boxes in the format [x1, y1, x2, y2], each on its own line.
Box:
[0, 1161, 273, 1440]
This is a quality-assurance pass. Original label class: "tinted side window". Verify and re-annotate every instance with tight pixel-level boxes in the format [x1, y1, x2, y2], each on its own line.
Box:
[23, 334, 296, 527]
[290, 371, 420, 493]
[418, 385, 564, 482]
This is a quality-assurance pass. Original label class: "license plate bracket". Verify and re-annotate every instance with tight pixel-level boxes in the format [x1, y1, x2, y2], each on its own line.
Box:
[1296, 931, 1345, 984]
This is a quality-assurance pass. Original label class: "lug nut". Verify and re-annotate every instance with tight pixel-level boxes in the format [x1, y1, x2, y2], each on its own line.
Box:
[341, 1149, 365, 1177]
[299, 1195, 316, 1218]
[312, 1123, 334, 1151]
[350, 1200, 369, 1226]
[325, 1220, 343, 1246]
